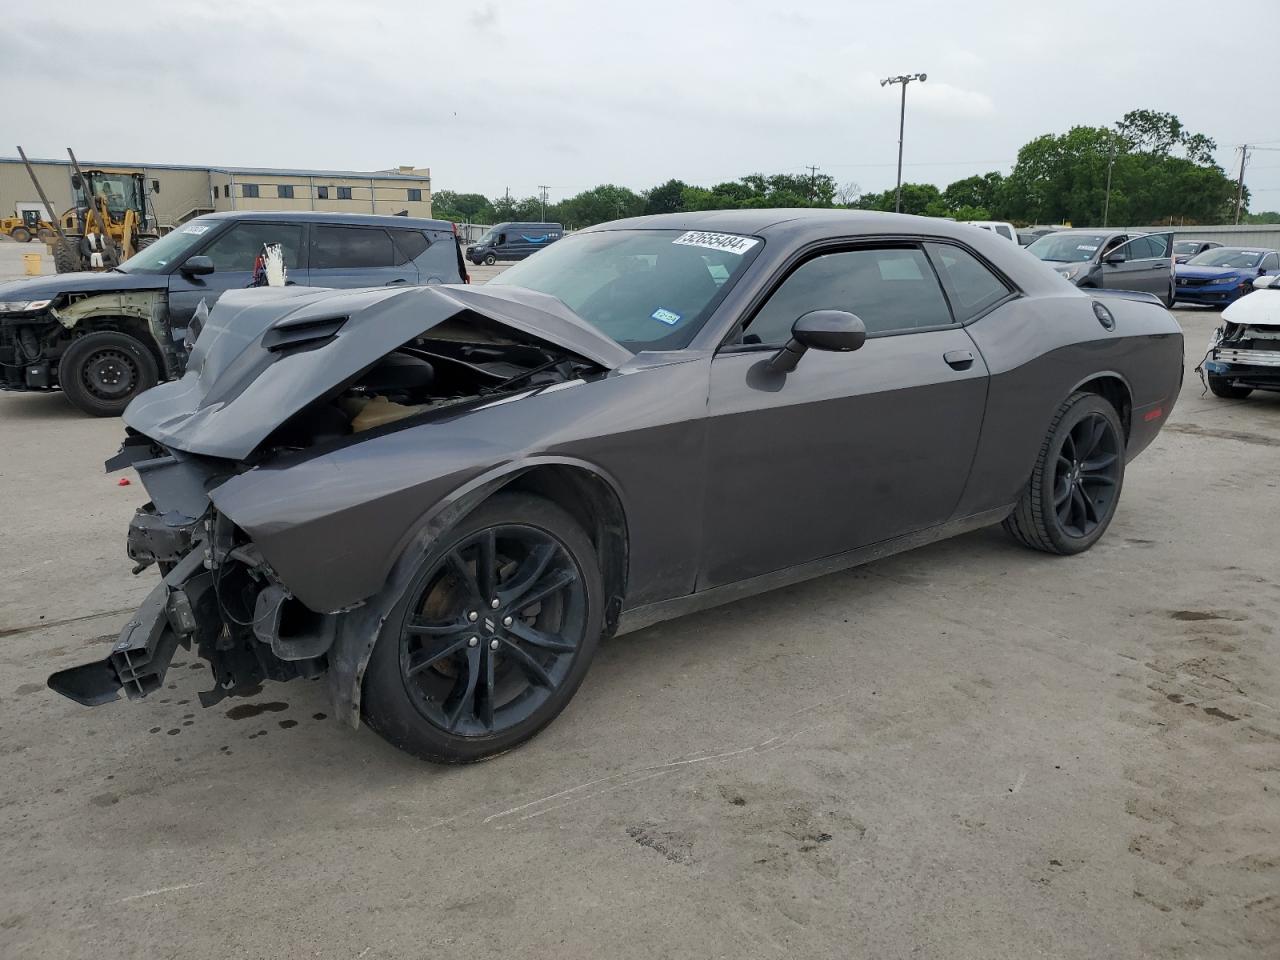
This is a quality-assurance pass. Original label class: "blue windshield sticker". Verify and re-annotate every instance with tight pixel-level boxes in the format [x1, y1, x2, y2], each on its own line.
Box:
[651, 307, 682, 326]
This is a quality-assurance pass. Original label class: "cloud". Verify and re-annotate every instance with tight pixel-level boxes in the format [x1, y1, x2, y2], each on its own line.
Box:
[910, 82, 997, 119]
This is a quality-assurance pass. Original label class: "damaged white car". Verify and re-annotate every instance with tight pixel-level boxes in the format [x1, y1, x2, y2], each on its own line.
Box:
[1198, 274, 1280, 399]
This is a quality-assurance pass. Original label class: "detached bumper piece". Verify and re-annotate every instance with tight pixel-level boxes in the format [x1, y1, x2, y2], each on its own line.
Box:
[48, 548, 215, 706]
[1204, 353, 1280, 391]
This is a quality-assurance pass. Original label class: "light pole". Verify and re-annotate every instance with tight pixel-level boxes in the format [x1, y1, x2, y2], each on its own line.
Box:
[1102, 155, 1115, 227]
[880, 73, 927, 213]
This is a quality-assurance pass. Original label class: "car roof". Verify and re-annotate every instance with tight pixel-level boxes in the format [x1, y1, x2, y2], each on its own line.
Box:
[191, 210, 453, 230]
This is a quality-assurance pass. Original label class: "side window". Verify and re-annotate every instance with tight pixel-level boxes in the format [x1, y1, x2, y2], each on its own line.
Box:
[336, 186, 353, 201]
[996, 225, 1013, 240]
[390, 229, 430, 265]
[241, 184, 259, 199]
[310, 226, 396, 269]
[407, 188, 422, 203]
[745, 246, 954, 345]
[1262, 252, 1279, 271]
[316, 185, 329, 200]
[199, 222, 304, 271]
[925, 243, 1012, 321]
[277, 184, 294, 200]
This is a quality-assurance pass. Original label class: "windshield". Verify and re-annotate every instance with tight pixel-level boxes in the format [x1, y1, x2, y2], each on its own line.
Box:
[117, 220, 219, 273]
[1173, 241, 1203, 255]
[476, 230, 498, 245]
[488, 229, 760, 350]
[1186, 248, 1264, 269]
[1026, 233, 1109, 263]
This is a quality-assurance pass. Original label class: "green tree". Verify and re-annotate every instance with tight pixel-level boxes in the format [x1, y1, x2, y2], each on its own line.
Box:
[942, 172, 1004, 213]
[558, 184, 644, 228]
[855, 182, 942, 215]
[431, 190, 494, 223]
[644, 179, 688, 215]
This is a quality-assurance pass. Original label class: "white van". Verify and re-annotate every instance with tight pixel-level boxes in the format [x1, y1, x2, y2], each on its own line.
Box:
[964, 220, 1018, 242]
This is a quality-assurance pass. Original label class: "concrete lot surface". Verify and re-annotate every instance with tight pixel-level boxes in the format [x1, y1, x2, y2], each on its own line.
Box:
[0, 307, 1277, 959]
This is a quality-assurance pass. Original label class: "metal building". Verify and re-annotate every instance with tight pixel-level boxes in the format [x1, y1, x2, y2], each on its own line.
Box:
[0, 157, 432, 234]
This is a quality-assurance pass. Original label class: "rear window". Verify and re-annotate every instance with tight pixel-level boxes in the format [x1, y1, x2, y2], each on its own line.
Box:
[390, 229, 430, 265]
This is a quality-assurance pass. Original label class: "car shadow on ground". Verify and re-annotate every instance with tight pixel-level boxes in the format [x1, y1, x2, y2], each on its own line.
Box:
[0, 391, 81, 420]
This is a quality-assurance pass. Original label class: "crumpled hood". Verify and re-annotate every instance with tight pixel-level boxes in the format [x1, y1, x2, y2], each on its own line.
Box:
[1176, 265, 1253, 281]
[123, 283, 633, 461]
[1222, 289, 1280, 327]
[0, 270, 166, 302]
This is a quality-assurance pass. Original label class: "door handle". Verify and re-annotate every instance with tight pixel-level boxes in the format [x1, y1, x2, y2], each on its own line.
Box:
[943, 349, 975, 370]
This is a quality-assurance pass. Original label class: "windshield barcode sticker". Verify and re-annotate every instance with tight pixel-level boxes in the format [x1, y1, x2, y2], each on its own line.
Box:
[673, 231, 759, 255]
[181, 224, 210, 235]
[651, 308, 682, 325]
[1076, 244, 1098, 251]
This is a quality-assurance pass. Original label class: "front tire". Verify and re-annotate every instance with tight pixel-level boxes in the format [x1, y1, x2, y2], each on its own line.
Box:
[9, 226, 32, 243]
[58, 330, 160, 417]
[53, 237, 81, 273]
[362, 492, 605, 763]
[1207, 377, 1252, 400]
[1003, 392, 1126, 555]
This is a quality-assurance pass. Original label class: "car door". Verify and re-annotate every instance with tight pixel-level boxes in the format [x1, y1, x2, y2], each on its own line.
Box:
[308, 224, 415, 288]
[700, 242, 994, 589]
[1101, 233, 1172, 298]
[167, 220, 306, 333]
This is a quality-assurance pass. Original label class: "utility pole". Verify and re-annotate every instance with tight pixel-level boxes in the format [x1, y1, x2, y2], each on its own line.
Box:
[538, 185, 549, 221]
[805, 165, 819, 201]
[880, 73, 927, 213]
[1235, 145, 1250, 225]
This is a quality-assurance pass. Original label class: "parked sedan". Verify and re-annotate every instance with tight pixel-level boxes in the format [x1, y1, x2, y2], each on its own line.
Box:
[1173, 239, 1222, 264]
[1026, 229, 1175, 306]
[1174, 246, 1280, 307]
[49, 210, 1183, 764]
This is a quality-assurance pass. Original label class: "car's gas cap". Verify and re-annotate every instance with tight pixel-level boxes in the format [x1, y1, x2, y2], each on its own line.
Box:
[1092, 301, 1116, 331]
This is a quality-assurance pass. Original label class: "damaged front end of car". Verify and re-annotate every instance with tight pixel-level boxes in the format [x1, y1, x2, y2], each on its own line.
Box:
[1197, 276, 1280, 393]
[48, 282, 629, 715]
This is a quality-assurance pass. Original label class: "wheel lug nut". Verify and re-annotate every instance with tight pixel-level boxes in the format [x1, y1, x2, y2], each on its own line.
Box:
[489, 638, 499, 650]
[490, 598, 500, 609]
[502, 616, 513, 627]
[467, 611, 478, 622]
[467, 636, 478, 647]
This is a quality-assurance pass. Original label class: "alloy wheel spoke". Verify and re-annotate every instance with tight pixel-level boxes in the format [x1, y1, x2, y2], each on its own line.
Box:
[405, 616, 470, 637]
[1079, 488, 1099, 526]
[405, 635, 471, 676]
[512, 568, 578, 614]
[506, 617, 577, 653]
[1078, 417, 1105, 460]
[1082, 452, 1117, 472]
[1053, 475, 1072, 507]
[1081, 473, 1116, 491]
[445, 644, 482, 732]
[498, 543, 558, 607]
[500, 640, 555, 688]
[1070, 485, 1091, 533]
[480, 645, 496, 730]
[475, 529, 498, 605]
[1061, 432, 1076, 463]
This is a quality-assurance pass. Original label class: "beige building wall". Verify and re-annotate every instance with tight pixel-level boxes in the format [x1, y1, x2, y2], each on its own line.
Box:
[209, 169, 432, 218]
[3, 160, 432, 232]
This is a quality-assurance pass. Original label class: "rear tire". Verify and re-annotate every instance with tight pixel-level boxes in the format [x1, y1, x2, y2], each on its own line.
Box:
[362, 492, 605, 763]
[1207, 377, 1252, 400]
[58, 330, 160, 417]
[483, 252, 497, 266]
[1003, 392, 1126, 555]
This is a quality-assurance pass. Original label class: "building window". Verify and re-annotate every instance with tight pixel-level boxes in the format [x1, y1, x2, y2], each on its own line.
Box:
[151, 179, 161, 194]
[316, 186, 329, 200]
[223, 184, 230, 198]
[407, 188, 422, 202]
[277, 185, 294, 199]
[337, 186, 352, 200]
[242, 184, 260, 199]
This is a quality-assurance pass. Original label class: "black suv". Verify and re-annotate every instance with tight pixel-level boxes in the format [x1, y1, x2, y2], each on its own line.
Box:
[0, 211, 468, 415]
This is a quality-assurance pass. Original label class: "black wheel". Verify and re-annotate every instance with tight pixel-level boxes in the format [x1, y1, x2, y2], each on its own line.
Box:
[135, 235, 158, 252]
[58, 330, 160, 417]
[53, 237, 81, 273]
[362, 492, 604, 763]
[9, 226, 31, 243]
[483, 252, 497, 266]
[37, 227, 56, 244]
[1207, 377, 1251, 400]
[1003, 392, 1126, 555]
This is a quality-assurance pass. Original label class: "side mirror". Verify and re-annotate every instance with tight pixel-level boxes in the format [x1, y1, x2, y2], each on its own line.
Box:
[1105, 252, 1126, 265]
[768, 310, 866, 373]
[180, 255, 215, 277]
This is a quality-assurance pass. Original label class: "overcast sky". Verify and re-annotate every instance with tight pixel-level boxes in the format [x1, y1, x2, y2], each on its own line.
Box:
[6, 0, 1280, 209]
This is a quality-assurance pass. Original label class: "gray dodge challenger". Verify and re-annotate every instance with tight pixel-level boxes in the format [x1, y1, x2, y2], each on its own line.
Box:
[50, 210, 1184, 763]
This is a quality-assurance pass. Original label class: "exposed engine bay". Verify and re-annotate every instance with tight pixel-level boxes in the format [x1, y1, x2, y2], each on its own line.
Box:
[264, 316, 598, 455]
